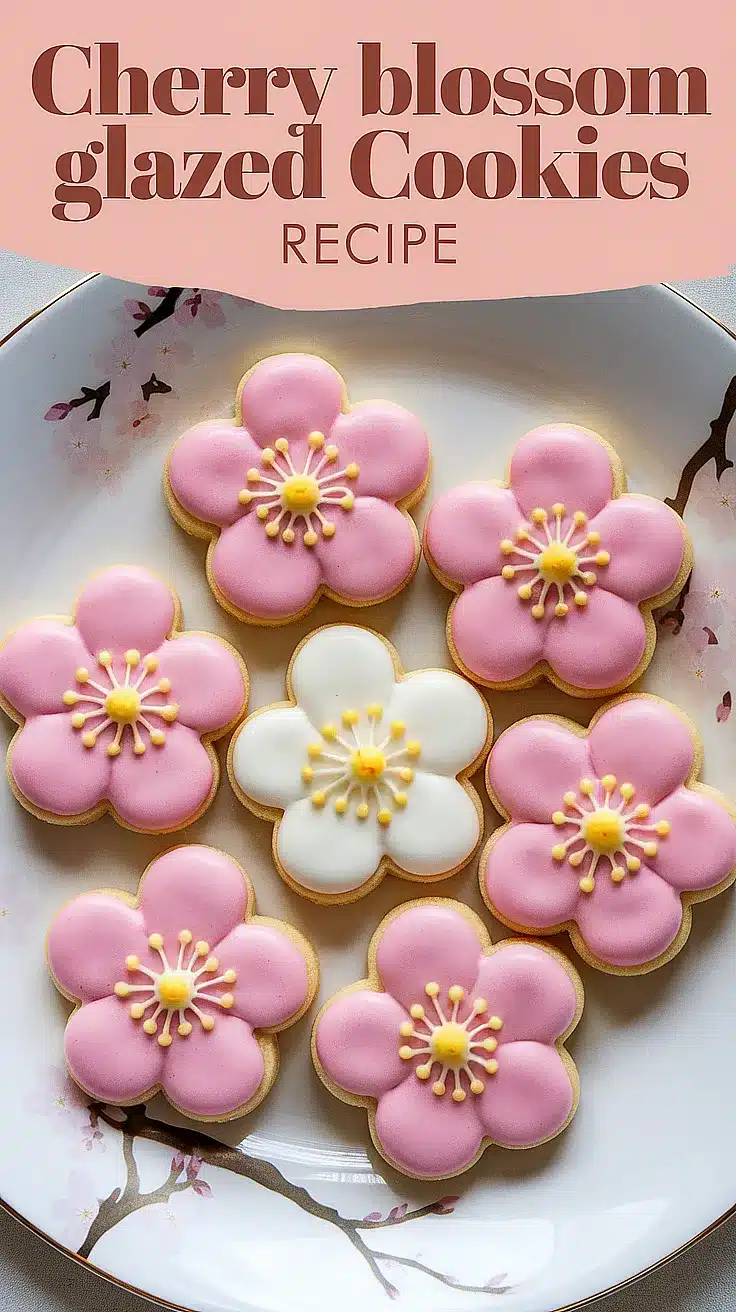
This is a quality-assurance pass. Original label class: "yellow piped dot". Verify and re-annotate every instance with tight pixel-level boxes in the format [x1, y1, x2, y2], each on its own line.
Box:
[377, 808, 392, 826]
[406, 740, 421, 758]
[158, 1033, 173, 1048]
[308, 430, 324, 449]
[655, 820, 671, 837]
[62, 691, 78, 706]
[399, 1045, 415, 1060]
[516, 525, 529, 541]
[551, 502, 566, 518]
[552, 811, 567, 826]
[124, 649, 140, 667]
[126, 954, 140, 970]
[356, 802, 369, 820]
[148, 933, 163, 950]
[157, 678, 172, 694]
[555, 603, 569, 617]
[178, 1022, 193, 1037]
[531, 508, 547, 524]
[500, 539, 515, 555]
[601, 774, 617, 792]
[586, 530, 600, 546]
[265, 521, 279, 539]
[611, 866, 626, 883]
[489, 1015, 503, 1031]
[321, 521, 336, 538]
[620, 783, 635, 801]
[483, 1037, 497, 1052]
[579, 875, 595, 893]
[452, 1088, 466, 1103]
[130, 1004, 145, 1020]
[635, 804, 650, 819]
[416, 1064, 431, 1080]
[256, 505, 270, 521]
[448, 985, 465, 1003]
[399, 767, 414, 783]
[304, 530, 318, 547]
[582, 571, 597, 585]
[274, 438, 289, 453]
[311, 790, 326, 808]
[574, 591, 588, 607]
[425, 981, 440, 998]
[144, 655, 158, 673]
[643, 841, 658, 858]
[390, 721, 405, 739]
[114, 982, 131, 998]
[81, 731, 96, 748]
[322, 723, 338, 740]
[568, 850, 585, 868]
[366, 703, 383, 719]
[195, 940, 210, 957]
[338, 492, 355, 512]
[410, 1004, 425, 1020]
[564, 791, 577, 807]
[223, 969, 237, 984]
[345, 462, 359, 479]
[203, 957, 219, 973]
[178, 930, 192, 945]
[595, 551, 611, 567]
[485, 1058, 499, 1075]
[200, 1015, 215, 1032]
[143, 1019, 157, 1035]
[574, 510, 587, 527]
[220, 993, 235, 1009]
[247, 468, 260, 483]
[627, 855, 641, 872]
[501, 565, 515, 580]
[551, 845, 566, 861]
[432, 1081, 446, 1097]
[579, 778, 595, 795]
[394, 792, 408, 808]
[238, 489, 252, 505]
[150, 729, 166, 747]
[75, 667, 89, 684]
[261, 448, 276, 465]
[399, 1021, 413, 1038]
[307, 742, 322, 759]
[342, 709, 359, 726]
[518, 584, 533, 600]
[98, 651, 112, 667]
[531, 603, 545, 620]
[334, 796, 348, 815]
[301, 766, 314, 784]
[133, 741, 146, 757]
[324, 443, 339, 462]
[474, 997, 487, 1014]
[470, 1079, 484, 1095]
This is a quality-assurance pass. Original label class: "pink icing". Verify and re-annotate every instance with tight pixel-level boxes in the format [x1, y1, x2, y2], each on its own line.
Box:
[483, 697, 736, 970]
[0, 566, 246, 831]
[167, 354, 430, 622]
[314, 901, 580, 1178]
[424, 425, 687, 691]
[47, 846, 314, 1120]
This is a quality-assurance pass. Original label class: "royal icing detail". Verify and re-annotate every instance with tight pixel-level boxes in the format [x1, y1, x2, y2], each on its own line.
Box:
[47, 846, 316, 1121]
[483, 697, 736, 972]
[230, 625, 489, 899]
[313, 901, 582, 1178]
[167, 353, 430, 622]
[0, 566, 247, 832]
[424, 423, 689, 692]
[500, 505, 609, 618]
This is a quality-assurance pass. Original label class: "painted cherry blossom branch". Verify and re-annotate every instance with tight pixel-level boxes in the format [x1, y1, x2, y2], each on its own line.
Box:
[665, 373, 736, 518]
[79, 1102, 509, 1299]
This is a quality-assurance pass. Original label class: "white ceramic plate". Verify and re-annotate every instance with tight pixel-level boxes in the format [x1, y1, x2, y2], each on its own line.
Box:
[1, 277, 735, 1312]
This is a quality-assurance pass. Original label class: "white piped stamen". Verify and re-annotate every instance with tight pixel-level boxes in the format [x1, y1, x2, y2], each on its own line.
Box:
[238, 434, 359, 546]
[500, 506, 611, 618]
[551, 776, 670, 892]
[303, 704, 418, 826]
[115, 930, 236, 1046]
[399, 984, 502, 1099]
[63, 650, 178, 756]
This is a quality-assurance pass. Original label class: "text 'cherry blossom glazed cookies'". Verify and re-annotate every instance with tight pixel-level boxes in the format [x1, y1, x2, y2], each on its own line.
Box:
[228, 625, 491, 904]
[165, 353, 430, 625]
[424, 424, 690, 695]
[0, 566, 247, 833]
[313, 900, 583, 1179]
[482, 696, 736, 975]
[46, 846, 318, 1121]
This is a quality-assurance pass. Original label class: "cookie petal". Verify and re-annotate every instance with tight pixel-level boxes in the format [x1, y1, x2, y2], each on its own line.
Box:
[290, 625, 396, 729]
[239, 354, 343, 445]
[375, 902, 483, 1011]
[231, 706, 315, 809]
[450, 576, 548, 685]
[155, 634, 246, 733]
[106, 724, 214, 832]
[47, 893, 151, 1003]
[168, 424, 264, 528]
[210, 513, 322, 622]
[329, 402, 429, 502]
[483, 823, 581, 930]
[215, 922, 311, 1028]
[574, 867, 683, 968]
[161, 1016, 265, 1119]
[649, 786, 736, 891]
[64, 995, 164, 1104]
[509, 426, 614, 519]
[586, 495, 686, 603]
[382, 773, 480, 876]
[542, 588, 647, 692]
[0, 620, 93, 719]
[385, 670, 489, 775]
[276, 798, 384, 895]
[477, 1041, 574, 1147]
[139, 846, 248, 948]
[315, 991, 409, 1097]
[425, 483, 522, 584]
[315, 498, 417, 604]
[374, 1076, 483, 1178]
[75, 566, 175, 658]
[472, 942, 579, 1044]
[588, 698, 695, 805]
[10, 713, 109, 816]
[487, 719, 591, 822]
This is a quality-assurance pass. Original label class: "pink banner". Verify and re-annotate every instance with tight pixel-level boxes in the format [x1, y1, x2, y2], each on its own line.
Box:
[0, 0, 732, 307]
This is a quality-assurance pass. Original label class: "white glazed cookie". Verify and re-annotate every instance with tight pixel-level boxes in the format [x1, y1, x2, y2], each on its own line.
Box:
[228, 625, 491, 904]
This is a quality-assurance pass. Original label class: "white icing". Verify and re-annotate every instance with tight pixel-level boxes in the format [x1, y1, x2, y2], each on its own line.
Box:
[231, 626, 488, 895]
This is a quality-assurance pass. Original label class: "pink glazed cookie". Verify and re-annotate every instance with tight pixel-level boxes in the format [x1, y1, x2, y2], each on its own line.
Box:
[165, 353, 431, 625]
[424, 424, 691, 695]
[0, 566, 247, 833]
[312, 900, 582, 1179]
[46, 846, 318, 1121]
[482, 695, 736, 975]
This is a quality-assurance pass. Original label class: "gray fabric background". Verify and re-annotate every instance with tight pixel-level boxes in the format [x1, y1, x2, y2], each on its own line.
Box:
[1, 253, 734, 1312]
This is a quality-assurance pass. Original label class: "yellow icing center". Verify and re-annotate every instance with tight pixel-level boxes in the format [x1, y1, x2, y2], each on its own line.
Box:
[281, 474, 320, 513]
[582, 808, 624, 853]
[431, 1022, 469, 1065]
[351, 745, 386, 782]
[104, 687, 141, 724]
[538, 542, 577, 584]
[156, 971, 193, 1007]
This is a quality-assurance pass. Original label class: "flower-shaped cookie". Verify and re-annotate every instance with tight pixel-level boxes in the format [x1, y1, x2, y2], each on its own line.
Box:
[424, 424, 690, 695]
[47, 846, 318, 1121]
[482, 696, 736, 974]
[166, 353, 430, 624]
[229, 625, 490, 903]
[313, 900, 582, 1179]
[0, 566, 247, 832]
